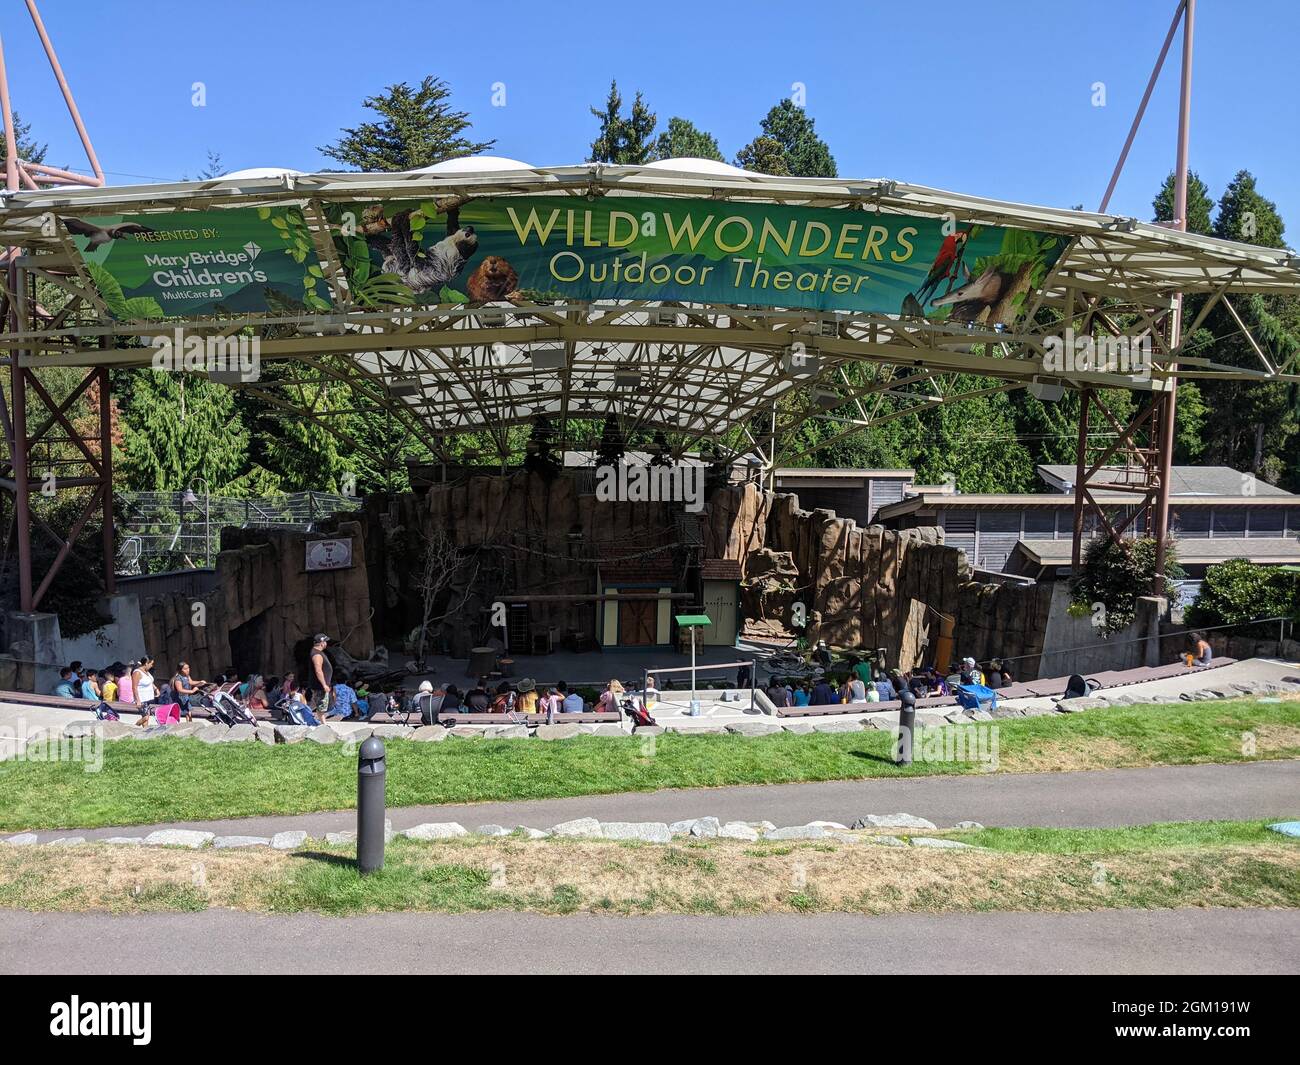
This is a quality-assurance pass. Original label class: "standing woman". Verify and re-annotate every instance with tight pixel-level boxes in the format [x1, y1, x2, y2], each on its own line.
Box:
[133, 655, 158, 727]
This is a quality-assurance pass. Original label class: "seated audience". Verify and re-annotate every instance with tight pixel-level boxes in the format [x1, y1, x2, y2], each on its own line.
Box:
[465, 678, 491, 712]
[793, 683, 811, 707]
[327, 675, 359, 720]
[515, 677, 539, 714]
[53, 668, 78, 699]
[766, 679, 790, 707]
[810, 677, 837, 705]
[558, 681, 585, 713]
[597, 679, 624, 712]
[490, 681, 515, 714]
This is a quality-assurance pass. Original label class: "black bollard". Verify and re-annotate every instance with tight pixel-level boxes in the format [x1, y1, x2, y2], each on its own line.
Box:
[357, 736, 386, 874]
[895, 688, 916, 766]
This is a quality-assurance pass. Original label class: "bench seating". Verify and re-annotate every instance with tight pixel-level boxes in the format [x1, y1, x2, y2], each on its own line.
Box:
[436, 710, 621, 726]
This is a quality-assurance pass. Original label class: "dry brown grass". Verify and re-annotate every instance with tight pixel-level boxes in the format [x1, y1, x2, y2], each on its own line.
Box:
[1008, 738, 1137, 773]
[2, 835, 1296, 916]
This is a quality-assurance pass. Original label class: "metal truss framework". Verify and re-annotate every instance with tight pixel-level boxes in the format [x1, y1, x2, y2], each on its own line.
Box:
[1, 160, 1298, 611]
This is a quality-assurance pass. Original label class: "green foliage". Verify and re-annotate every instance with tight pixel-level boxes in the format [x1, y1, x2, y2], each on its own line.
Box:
[1186, 559, 1299, 634]
[744, 99, 836, 177]
[589, 80, 657, 164]
[734, 135, 790, 176]
[1069, 538, 1184, 636]
[1152, 170, 1214, 234]
[116, 369, 249, 492]
[650, 117, 724, 162]
[0, 110, 46, 166]
[319, 76, 494, 172]
[84, 262, 164, 320]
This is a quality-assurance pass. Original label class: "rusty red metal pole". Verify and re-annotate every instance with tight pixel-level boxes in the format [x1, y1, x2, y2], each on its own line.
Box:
[1153, 0, 1195, 596]
[99, 364, 115, 594]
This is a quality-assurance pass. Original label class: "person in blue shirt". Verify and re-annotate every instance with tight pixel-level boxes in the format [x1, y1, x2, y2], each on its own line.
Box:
[557, 681, 585, 713]
[326, 676, 359, 720]
[53, 668, 78, 699]
[793, 684, 811, 707]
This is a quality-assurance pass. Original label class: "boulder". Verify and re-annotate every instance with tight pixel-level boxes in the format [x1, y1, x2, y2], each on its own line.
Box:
[274, 725, 310, 744]
[213, 835, 270, 848]
[851, 813, 937, 830]
[256, 724, 277, 745]
[725, 721, 783, 736]
[325, 831, 356, 845]
[514, 827, 549, 840]
[812, 719, 864, 733]
[1055, 697, 1105, 713]
[718, 822, 760, 841]
[197, 725, 232, 744]
[586, 723, 630, 736]
[411, 725, 449, 742]
[224, 723, 257, 742]
[270, 831, 307, 850]
[781, 721, 818, 734]
[954, 820, 985, 830]
[101, 837, 145, 845]
[143, 829, 214, 848]
[474, 825, 512, 837]
[306, 725, 339, 744]
[534, 723, 582, 741]
[403, 822, 468, 840]
[483, 724, 529, 739]
[669, 816, 721, 838]
[369, 724, 412, 740]
[448, 726, 484, 739]
[549, 817, 602, 838]
[3, 833, 38, 846]
[763, 825, 827, 840]
[633, 725, 665, 736]
[46, 836, 86, 846]
[599, 822, 672, 843]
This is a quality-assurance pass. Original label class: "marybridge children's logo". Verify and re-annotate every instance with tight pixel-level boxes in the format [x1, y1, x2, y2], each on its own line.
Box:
[50, 997, 152, 1045]
[1042, 326, 1151, 381]
[150, 326, 260, 382]
[595, 462, 704, 513]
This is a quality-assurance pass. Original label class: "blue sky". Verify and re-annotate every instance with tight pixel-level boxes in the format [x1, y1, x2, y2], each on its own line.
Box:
[5, 0, 1297, 236]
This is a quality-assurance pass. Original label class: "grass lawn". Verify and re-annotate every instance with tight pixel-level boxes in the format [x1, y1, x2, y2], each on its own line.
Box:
[1, 820, 1295, 917]
[1, 696, 1298, 831]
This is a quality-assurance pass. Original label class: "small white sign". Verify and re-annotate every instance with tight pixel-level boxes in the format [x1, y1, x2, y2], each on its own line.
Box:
[305, 537, 353, 572]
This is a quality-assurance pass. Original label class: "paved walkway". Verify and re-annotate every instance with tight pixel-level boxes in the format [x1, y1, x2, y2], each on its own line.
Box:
[2, 908, 1294, 974]
[8, 760, 1297, 841]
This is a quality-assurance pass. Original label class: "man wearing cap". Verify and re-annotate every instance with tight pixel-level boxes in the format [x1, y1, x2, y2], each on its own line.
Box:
[309, 634, 334, 720]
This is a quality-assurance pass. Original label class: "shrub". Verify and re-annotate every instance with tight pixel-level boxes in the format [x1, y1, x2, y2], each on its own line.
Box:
[1186, 559, 1299, 636]
[1069, 537, 1183, 637]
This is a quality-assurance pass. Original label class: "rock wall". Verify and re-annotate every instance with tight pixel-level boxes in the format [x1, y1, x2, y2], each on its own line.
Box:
[137, 519, 373, 680]
[718, 481, 1050, 673]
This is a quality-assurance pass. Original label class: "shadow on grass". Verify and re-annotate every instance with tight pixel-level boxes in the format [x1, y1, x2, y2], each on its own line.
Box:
[289, 850, 356, 868]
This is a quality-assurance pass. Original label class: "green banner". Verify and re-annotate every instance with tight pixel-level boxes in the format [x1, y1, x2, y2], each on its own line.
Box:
[64, 207, 332, 318]
[327, 195, 1063, 323]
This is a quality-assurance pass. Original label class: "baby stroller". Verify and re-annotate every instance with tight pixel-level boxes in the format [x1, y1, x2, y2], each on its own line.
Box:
[207, 684, 257, 726]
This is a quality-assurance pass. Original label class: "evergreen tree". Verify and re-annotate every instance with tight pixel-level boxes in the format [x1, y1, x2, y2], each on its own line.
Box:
[320, 77, 494, 171]
[1152, 170, 1214, 234]
[588, 80, 657, 164]
[734, 135, 790, 176]
[0, 110, 46, 167]
[748, 99, 837, 177]
[117, 370, 248, 492]
[1213, 170, 1286, 248]
[650, 117, 724, 162]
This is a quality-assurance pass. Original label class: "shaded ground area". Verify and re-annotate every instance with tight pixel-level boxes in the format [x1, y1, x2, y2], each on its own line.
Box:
[2, 907, 1294, 974]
